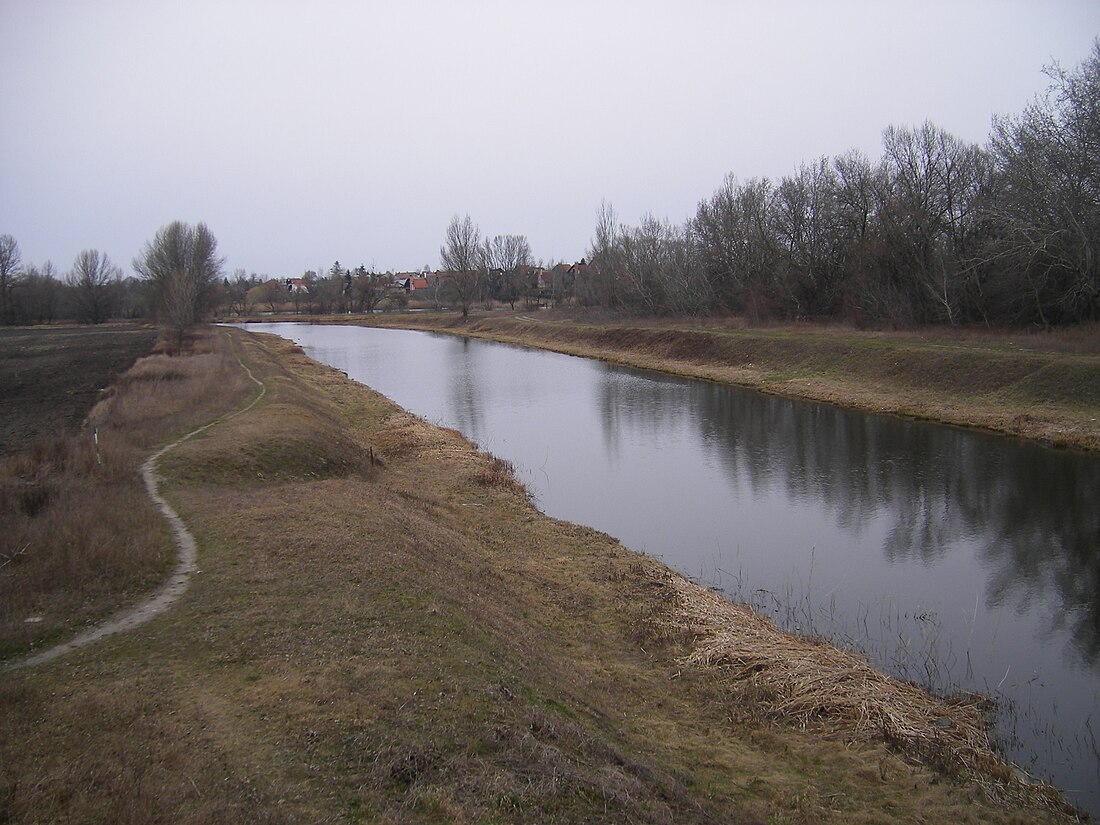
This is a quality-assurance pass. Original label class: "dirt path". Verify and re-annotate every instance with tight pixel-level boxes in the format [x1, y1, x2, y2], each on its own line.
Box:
[2, 334, 265, 672]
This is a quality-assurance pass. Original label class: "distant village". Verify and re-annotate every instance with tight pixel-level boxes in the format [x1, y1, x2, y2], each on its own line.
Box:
[360, 261, 589, 299]
[222, 260, 591, 316]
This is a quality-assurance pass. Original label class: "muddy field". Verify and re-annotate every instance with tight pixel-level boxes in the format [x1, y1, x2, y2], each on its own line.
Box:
[0, 324, 159, 456]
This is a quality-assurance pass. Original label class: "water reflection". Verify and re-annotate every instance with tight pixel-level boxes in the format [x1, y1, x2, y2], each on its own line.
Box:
[594, 366, 1100, 669]
[244, 323, 1100, 812]
[447, 337, 486, 436]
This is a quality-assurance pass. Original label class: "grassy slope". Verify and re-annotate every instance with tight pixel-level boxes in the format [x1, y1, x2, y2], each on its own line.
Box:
[0, 328, 1076, 823]
[335, 312, 1100, 453]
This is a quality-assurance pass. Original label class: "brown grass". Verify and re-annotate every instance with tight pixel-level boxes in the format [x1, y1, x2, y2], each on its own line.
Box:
[632, 568, 1071, 811]
[91, 333, 255, 452]
[470, 453, 526, 492]
[0, 326, 1080, 823]
[0, 329, 257, 659]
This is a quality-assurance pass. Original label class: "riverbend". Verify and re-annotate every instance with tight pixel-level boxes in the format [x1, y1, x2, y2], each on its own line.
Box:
[247, 320, 1099, 817]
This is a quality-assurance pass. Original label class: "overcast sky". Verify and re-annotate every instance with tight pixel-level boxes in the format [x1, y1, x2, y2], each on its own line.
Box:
[2, 1, 1098, 278]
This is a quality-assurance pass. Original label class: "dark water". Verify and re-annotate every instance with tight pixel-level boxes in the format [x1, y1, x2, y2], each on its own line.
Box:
[246, 322, 1100, 813]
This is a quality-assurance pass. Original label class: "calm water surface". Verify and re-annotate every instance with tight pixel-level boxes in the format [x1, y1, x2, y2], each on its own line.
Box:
[248, 322, 1100, 813]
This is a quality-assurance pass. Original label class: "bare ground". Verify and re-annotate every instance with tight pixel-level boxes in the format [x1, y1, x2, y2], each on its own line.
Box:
[0, 324, 159, 457]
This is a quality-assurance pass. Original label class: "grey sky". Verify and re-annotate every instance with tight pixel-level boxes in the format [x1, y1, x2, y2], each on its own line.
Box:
[2, 1, 1098, 279]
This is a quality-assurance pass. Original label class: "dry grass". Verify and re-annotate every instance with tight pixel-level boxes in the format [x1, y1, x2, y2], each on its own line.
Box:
[91, 333, 255, 452]
[0, 329, 257, 659]
[0, 435, 168, 658]
[631, 567, 1072, 813]
[0, 326, 1081, 824]
[470, 453, 526, 492]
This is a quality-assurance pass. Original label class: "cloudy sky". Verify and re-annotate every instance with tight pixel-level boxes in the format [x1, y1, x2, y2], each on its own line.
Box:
[2, 1, 1098, 278]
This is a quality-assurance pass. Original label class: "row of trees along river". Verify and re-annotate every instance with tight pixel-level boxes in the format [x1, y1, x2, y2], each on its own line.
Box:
[575, 42, 1100, 328]
[1, 43, 1097, 330]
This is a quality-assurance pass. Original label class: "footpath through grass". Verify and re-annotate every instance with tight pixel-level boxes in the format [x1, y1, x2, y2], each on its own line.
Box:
[0, 326, 1080, 823]
[336, 311, 1100, 453]
[0, 328, 255, 660]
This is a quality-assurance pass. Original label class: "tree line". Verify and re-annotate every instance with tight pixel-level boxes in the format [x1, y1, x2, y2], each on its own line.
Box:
[0, 238, 146, 326]
[0, 221, 223, 350]
[577, 42, 1099, 328]
[220, 263, 392, 318]
[438, 214, 535, 317]
[4, 44, 1095, 333]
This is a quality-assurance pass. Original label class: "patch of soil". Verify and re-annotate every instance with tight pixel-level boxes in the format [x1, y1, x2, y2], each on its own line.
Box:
[0, 325, 159, 456]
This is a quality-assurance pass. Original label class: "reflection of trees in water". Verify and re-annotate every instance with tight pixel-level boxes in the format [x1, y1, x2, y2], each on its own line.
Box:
[976, 462, 1100, 666]
[445, 337, 486, 440]
[596, 369, 1100, 667]
[596, 370, 695, 465]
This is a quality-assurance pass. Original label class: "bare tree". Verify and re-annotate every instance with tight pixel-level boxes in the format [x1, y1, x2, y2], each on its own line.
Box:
[328, 261, 351, 314]
[21, 262, 63, 324]
[693, 176, 779, 317]
[133, 221, 223, 349]
[439, 214, 481, 317]
[260, 279, 284, 314]
[351, 265, 384, 313]
[582, 201, 625, 309]
[0, 234, 21, 324]
[482, 234, 532, 308]
[831, 149, 883, 322]
[876, 122, 989, 325]
[289, 277, 306, 314]
[308, 264, 346, 315]
[67, 249, 119, 324]
[774, 157, 845, 317]
[115, 275, 151, 319]
[986, 40, 1100, 326]
[222, 269, 253, 317]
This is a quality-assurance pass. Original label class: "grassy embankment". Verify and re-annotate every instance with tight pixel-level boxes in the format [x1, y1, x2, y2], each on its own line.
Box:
[337, 311, 1100, 453]
[1, 326, 1079, 823]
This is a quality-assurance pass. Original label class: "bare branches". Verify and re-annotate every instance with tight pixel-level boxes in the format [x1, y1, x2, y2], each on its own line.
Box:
[67, 249, 121, 325]
[134, 221, 224, 347]
[0, 234, 21, 324]
[986, 41, 1100, 326]
[579, 41, 1099, 328]
[439, 214, 481, 317]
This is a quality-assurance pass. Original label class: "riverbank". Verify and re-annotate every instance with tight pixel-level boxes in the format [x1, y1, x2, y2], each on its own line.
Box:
[316, 310, 1100, 453]
[0, 327, 1078, 822]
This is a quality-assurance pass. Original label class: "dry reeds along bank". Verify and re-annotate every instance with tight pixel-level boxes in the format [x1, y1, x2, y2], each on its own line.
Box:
[645, 567, 1070, 811]
[0, 330, 254, 660]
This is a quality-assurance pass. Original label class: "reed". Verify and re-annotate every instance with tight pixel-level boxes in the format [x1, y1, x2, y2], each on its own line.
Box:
[641, 566, 1072, 810]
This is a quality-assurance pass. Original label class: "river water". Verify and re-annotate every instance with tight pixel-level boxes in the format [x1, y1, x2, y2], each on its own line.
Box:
[246, 322, 1100, 814]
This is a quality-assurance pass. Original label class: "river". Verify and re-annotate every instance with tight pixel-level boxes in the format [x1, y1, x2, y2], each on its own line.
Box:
[245, 322, 1100, 814]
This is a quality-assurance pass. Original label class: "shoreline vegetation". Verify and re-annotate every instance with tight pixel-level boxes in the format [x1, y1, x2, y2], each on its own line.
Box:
[0, 324, 1087, 822]
[273, 309, 1100, 453]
